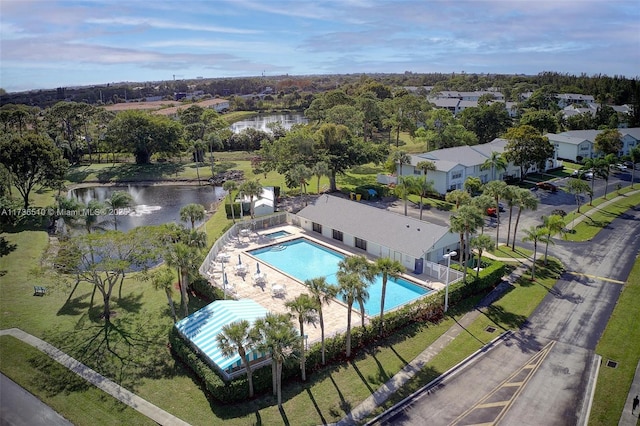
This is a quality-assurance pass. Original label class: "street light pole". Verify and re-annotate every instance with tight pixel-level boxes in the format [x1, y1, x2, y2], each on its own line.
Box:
[443, 251, 457, 313]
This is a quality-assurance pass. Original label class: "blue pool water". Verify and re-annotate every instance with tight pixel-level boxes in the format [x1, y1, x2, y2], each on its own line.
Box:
[250, 239, 431, 316]
[264, 230, 292, 239]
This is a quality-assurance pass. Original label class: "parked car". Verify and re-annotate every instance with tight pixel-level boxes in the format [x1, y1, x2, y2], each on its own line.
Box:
[536, 181, 558, 192]
[572, 169, 593, 180]
[486, 207, 498, 217]
[613, 163, 628, 172]
[623, 160, 635, 169]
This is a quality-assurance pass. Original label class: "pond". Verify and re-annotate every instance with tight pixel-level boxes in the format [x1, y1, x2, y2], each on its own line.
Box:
[68, 184, 226, 232]
[230, 113, 308, 133]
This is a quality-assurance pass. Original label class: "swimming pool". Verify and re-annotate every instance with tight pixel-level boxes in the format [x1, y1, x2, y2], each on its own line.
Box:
[263, 230, 292, 239]
[249, 238, 432, 316]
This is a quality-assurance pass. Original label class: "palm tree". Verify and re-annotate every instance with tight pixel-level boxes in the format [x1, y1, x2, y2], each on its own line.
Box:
[393, 150, 411, 177]
[338, 255, 376, 327]
[253, 313, 298, 408]
[511, 188, 539, 250]
[450, 205, 485, 284]
[217, 320, 260, 398]
[542, 214, 566, 265]
[629, 146, 640, 189]
[445, 189, 471, 210]
[483, 180, 507, 244]
[238, 180, 263, 219]
[374, 257, 405, 334]
[480, 151, 508, 181]
[311, 161, 330, 194]
[106, 191, 134, 231]
[336, 272, 363, 359]
[149, 266, 177, 321]
[83, 200, 106, 233]
[463, 176, 483, 195]
[502, 185, 518, 247]
[394, 176, 412, 216]
[565, 178, 591, 214]
[305, 277, 337, 365]
[471, 194, 494, 235]
[179, 203, 206, 230]
[289, 164, 312, 206]
[583, 157, 608, 204]
[166, 242, 198, 317]
[403, 175, 431, 219]
[416, 160, 436, 183]
[285, 293, 318, 382]
[522, 225, 548, 280]
[222, 180, 238, 223]
[470, 235, 495, 278]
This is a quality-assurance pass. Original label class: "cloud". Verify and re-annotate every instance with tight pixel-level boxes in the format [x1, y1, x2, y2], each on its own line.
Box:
[85, 17, 261, 35]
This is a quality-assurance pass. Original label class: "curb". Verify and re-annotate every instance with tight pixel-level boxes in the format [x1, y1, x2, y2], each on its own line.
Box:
[579, 353, 601, 426]
[365, 330, 513, 425]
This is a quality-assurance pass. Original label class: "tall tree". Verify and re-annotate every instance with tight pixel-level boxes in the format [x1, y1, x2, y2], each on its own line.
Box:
[483, 180, 508, 244]
[57, 228, 160, 322]
[338, 255, 376, 328]
[503, 125, 554, 180]
[629, 146, 640, 189]
[105, 110, 183, 164]
[0, 134, 68, 209]
[374, 257, 405, 334]
[106, 191, 134, 231]
[305, 277, 337, 366]
[511, 188, 539, 250]
[594, 129, 622, 156]
[409, 176, 435, 220]
[288, 164, 312, 206]
[393, 150, 411, 177]
[179, 203, 206, 230]
[480, 151, 508, 182]
[471, 194, 494, 234]
[394, 176, 412, 216]
[416, 160, 437, 183]
[445, 189, 471, 210]
[148, 266, 177, 321]
[336, 272, 362, 359]
[502, 185, 518, 247]
[565, 178, 591, 214]
[285, 293, 318, 382]
[450, 204, 485, 284]
[311, 161, 330, 194]
[222, 180, 238, 223]
[541, 214, 566, 265]
[253, 313, 298, 408]
[522, 225, 548, 280]
[217, 320, 260, 398]
[238, 180, 263, 219]
[470, 234, 495, 278]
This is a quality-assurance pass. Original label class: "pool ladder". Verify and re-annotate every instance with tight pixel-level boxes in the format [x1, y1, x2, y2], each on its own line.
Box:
[270, 245, 286, 251]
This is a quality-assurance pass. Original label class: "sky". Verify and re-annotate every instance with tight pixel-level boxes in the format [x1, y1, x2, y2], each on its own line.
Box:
[1, 0, 639, 93]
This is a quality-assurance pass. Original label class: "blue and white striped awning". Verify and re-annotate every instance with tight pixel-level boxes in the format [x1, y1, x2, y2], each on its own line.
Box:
[175, 299, 269, 373]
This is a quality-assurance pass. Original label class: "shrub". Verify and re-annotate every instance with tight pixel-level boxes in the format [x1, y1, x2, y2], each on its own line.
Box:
[189, 276, 224, 303]
[224, 202, 242, 218]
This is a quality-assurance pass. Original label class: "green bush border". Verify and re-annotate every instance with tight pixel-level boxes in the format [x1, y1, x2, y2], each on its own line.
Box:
[171, 261, 506, 403]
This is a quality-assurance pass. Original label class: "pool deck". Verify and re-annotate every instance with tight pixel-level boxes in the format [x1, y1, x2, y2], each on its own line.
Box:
[205, 225, 444, 346]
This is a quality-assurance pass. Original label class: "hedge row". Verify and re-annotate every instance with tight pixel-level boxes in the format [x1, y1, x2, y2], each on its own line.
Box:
[171, 260, 506, 403]
[189, 276, 225, 303]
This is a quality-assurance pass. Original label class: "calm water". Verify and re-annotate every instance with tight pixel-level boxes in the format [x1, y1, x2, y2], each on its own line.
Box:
[68, 185, 225, 232]
[230, 113, 308, 133]
[250, 239, 431, 316]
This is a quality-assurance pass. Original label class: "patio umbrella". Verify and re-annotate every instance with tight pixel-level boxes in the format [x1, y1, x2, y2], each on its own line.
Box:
[238, 254, 242, 265]
[257, 263, 261, 274]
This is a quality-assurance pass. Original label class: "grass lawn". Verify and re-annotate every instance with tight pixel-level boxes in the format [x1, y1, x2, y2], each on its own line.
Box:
[0, 335, 156, 426]
[589, 258, 640, 425]
[565, 189, 640, 242]
[490, 244, 534, 261]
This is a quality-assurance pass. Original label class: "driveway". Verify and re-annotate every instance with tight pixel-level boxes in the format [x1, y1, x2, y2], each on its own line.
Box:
[374, 189, 640, 425]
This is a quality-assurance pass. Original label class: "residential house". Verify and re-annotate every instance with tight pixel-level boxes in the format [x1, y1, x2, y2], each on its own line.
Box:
[380, 138, 561, 195]
[546, 128, 640, 162]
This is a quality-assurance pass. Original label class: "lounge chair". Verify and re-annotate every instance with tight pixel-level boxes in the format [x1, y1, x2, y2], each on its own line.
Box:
[33, 286, 46, 296]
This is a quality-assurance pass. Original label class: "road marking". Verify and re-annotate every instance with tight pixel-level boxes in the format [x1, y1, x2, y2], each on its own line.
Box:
[449, 341, 556, 426]
[565, 271, 625, 284]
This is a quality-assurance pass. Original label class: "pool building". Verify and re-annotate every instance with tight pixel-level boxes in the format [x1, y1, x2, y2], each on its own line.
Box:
[296, 195, 459, 276]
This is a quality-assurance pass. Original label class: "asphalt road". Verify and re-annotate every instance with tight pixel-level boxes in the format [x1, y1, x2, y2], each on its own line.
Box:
[374, 177, 640, 425]
[0, 374, 72, 426]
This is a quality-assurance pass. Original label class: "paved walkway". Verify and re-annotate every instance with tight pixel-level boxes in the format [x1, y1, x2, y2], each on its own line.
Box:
[337, 265, 528, 425]
[0, 328, 190, 426]
[620, 361, 640, 425]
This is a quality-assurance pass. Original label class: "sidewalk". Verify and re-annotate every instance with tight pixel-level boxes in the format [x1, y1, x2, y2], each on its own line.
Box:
[564, 189, 640, 231]
[337, 265, 528, 425]
[0, 328, 190, 426]
[619, 361, 640, 425]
